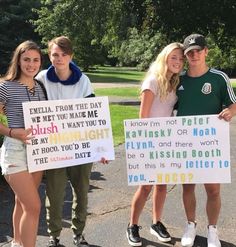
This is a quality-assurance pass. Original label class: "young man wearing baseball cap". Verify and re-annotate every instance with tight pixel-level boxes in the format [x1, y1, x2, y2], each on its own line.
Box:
[177, 34, 236, 247]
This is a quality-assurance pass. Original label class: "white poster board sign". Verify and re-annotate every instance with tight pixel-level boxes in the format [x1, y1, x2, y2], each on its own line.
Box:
[23, 97, 115, 172]
[124, 115, 230, 185]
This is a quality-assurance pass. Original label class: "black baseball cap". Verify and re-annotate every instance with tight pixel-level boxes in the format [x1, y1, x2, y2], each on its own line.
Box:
[183, 34, 207, 55]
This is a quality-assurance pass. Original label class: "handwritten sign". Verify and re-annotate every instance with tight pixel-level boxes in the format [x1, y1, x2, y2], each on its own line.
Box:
[23, 97, 115, 172]
[124, 115, 230, 185]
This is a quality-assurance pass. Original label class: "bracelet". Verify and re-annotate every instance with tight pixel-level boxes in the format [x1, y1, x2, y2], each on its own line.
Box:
[9, 128, 13, 137]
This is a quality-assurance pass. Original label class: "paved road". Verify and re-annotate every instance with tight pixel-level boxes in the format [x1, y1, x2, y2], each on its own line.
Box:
[0, 84, 236, 246]
[1, 121, 236, 247]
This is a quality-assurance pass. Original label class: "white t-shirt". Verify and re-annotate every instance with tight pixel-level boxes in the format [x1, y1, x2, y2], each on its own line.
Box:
[141, 75, 177, 117]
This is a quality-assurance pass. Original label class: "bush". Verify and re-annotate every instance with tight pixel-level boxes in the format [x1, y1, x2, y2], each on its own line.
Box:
[204, 36, 236, 74]
[0, 114, 8, 147]
[117, 28, 168, 70]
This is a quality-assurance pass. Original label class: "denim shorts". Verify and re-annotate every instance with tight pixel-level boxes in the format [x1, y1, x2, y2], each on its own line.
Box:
[0, 136, 27, 175]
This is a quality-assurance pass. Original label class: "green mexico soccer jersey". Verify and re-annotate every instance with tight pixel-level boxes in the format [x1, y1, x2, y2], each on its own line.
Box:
[177, 68, 236, 116]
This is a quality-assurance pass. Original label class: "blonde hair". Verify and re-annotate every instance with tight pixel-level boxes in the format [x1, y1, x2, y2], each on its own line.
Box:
[1, 40, 42, 82]
[145, 42, 183, 100]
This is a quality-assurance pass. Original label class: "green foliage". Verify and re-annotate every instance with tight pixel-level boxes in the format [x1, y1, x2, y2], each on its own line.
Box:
[21, 0, 236, 72]
[33, 0, 110, 70]
[104, 0, 236, 71]
[199, 36, 236, 75]
[0, 114, 8, 147]
[0, 114, 8, 127]
[0, 0, 41, 74]
[117, 28, 168, 70]
[138, 0, 236, 48]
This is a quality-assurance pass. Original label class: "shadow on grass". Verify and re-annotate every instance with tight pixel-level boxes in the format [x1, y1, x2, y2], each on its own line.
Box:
[86, 67, 145, 83]
[88, 75, 141, 83]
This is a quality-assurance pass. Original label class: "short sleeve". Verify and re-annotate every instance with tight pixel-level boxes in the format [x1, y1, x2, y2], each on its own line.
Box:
[81, 74, 94, 97]
[141, 75, 158, 95]
[219, 73, 236, 106]
[0, 82, 8, 105]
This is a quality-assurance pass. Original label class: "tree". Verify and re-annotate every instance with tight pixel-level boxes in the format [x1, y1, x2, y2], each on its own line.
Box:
[0, 0, 41, 74]
[32, 0, 236, 71]
[34, 0, 110, 70]
[106, 0, 236, 71]
[137, 0, 236, 52]
[117, 28, 167, 70]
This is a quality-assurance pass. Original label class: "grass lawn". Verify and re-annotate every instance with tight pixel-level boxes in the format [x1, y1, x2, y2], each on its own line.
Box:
[85, 66, 145, 83]
[95, 87, 140, 99]
[230, 81, 236, 94]
[110, 105, 139, 145]
[231, 81, 236, 87]
[94, 79, 236, 99]
[86, 67, 142, 145]
[91, 67, 236, 145]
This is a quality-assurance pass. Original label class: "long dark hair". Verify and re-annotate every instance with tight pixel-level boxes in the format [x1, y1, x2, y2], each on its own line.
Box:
[0, 40, 42, 82]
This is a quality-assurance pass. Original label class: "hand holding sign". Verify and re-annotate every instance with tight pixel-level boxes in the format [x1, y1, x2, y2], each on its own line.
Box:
[23, 97, 115, 172]
[124, 115, 230, 185]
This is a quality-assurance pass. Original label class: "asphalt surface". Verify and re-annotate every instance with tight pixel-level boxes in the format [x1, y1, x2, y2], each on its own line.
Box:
[0, 82, 236, 247]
